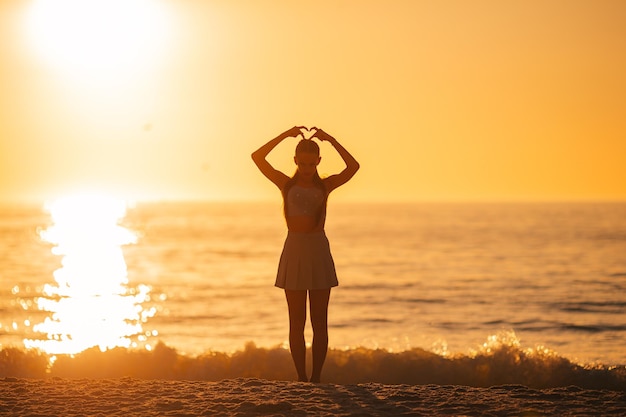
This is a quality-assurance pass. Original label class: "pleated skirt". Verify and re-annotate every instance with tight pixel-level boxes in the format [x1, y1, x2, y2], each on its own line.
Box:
[275, 231, 338, 290]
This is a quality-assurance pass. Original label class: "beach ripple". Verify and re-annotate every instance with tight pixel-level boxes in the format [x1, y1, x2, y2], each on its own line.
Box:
[1, 377, 626, 416]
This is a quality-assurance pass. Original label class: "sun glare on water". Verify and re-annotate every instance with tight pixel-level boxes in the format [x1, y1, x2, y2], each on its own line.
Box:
[24, 194, 157, 355]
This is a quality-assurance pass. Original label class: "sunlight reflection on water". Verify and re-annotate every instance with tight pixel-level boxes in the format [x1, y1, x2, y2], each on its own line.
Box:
[23, 194, 157, 355]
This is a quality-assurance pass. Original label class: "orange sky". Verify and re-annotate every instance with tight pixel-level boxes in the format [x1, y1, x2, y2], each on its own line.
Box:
[1, 0, 625, 203]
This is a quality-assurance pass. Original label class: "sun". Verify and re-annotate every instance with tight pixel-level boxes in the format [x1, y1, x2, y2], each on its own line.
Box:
[24, 0, 172, 84]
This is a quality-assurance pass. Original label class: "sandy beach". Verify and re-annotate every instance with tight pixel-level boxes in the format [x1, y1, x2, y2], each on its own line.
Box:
[1, 342, 626, 415]
[1, 376, 625, 416]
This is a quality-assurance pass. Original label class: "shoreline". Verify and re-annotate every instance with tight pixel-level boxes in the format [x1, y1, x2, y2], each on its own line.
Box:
[2, 342, 625, 392]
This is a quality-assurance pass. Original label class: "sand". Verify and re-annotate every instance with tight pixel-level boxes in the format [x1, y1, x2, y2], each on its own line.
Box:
[2, 343, 626, 415]
[2, 377, 625, 417]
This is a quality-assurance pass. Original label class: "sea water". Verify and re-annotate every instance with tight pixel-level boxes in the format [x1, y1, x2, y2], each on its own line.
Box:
[1, 201, 625, 368]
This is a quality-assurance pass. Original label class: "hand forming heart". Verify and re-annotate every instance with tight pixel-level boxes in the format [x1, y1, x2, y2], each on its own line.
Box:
[299, 127, 318, 140]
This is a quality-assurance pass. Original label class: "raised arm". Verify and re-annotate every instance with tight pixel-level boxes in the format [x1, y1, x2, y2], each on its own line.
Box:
[252, 126, 303, 189]
[314, 129, 360, 193]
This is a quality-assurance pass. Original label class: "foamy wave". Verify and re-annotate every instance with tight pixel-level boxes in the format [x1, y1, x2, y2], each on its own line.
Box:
[1, 341, 625, 391]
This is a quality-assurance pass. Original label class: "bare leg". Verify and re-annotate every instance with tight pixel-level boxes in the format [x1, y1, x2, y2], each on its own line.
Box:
[309, 288, 331, 383]
[285, 289, 308, 382]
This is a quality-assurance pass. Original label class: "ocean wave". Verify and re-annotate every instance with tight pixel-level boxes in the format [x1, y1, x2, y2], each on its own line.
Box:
[1, 341, 624, 391]
[490, 319, 626, 334]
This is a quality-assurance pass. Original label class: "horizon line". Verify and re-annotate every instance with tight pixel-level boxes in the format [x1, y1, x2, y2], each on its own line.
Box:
[2, 196, 626, 206]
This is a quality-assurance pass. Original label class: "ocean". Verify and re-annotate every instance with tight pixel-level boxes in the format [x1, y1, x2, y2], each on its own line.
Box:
[1, 199, 625, 386]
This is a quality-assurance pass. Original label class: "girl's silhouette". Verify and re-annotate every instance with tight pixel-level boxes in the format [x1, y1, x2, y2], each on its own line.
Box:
[252, 126, 359, 382]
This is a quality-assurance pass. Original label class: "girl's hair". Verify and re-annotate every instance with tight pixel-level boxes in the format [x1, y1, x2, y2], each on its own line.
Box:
[282, 140, 328, 225]
[295, 138, 320, 155]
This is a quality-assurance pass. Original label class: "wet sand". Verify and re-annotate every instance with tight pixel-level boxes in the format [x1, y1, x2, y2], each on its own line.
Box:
[2, 377, 625, 416]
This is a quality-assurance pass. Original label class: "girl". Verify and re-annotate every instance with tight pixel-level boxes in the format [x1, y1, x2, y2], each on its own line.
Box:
[251, 126, 360, 382]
